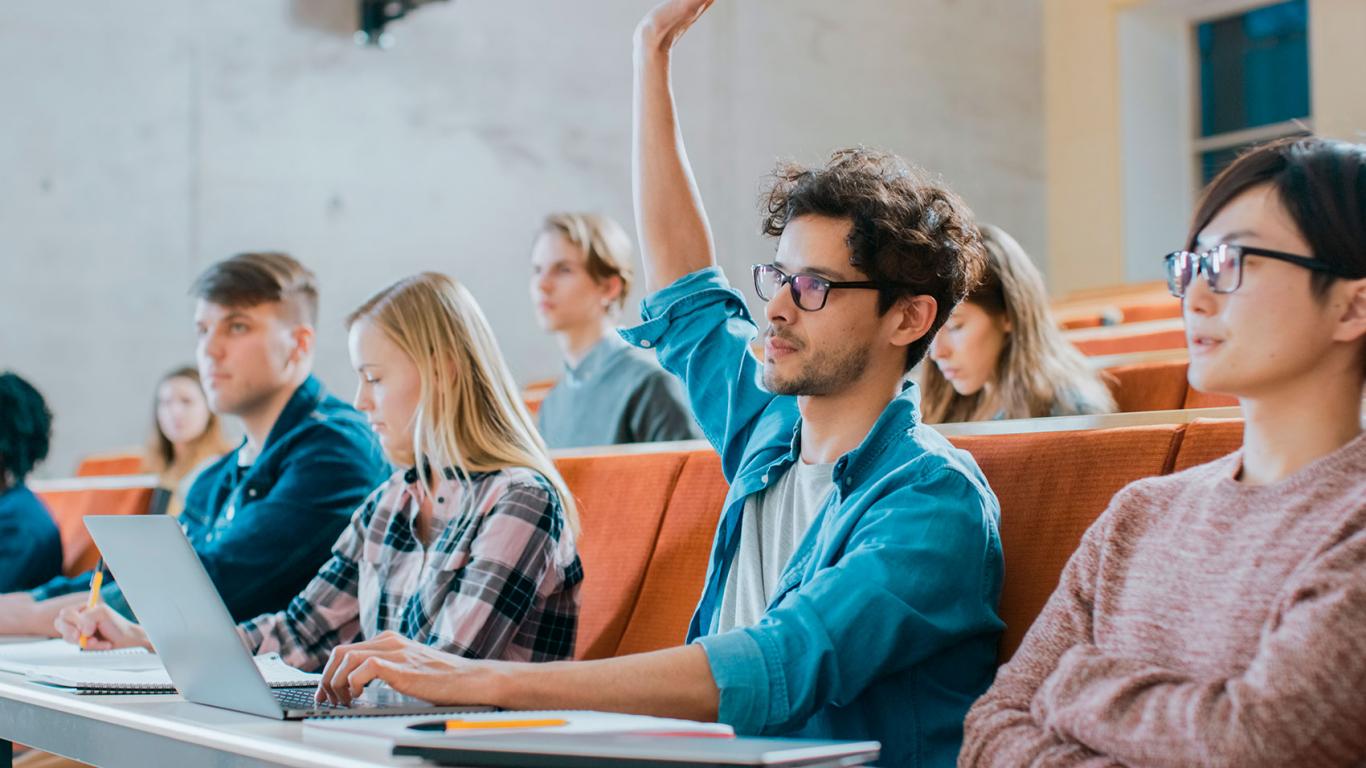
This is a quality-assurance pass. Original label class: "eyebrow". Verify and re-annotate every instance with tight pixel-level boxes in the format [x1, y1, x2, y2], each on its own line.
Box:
[772, 258, 852, 282]
[1196, 229, 1259, 248]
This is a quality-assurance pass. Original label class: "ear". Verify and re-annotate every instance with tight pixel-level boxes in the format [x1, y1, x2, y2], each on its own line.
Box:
[289, 324, 316, 365]
[1331, 278, 1366, 343]
[886, 294, 938, 349]
[600, 275, 625, 309]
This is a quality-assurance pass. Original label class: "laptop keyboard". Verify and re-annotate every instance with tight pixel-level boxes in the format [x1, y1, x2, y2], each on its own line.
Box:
[272, 687, 378, 711]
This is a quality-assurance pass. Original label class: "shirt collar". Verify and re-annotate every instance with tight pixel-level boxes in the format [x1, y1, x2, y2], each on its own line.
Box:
[563, 333, 629, 385]
[260, 375, 325, 452]
[781, 380, 923, 487]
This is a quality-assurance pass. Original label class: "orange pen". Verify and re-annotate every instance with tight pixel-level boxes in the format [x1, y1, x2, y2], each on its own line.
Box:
[407, 718, 569, 732]
[77, 559, 105, 650]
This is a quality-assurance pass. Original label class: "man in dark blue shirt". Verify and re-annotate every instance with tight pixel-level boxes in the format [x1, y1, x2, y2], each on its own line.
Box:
[0, 372, 63, 594]
[0, 252, 388, 632]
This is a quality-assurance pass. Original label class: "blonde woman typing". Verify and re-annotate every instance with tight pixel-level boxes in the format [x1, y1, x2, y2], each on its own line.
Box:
[58, 273, 583, 671]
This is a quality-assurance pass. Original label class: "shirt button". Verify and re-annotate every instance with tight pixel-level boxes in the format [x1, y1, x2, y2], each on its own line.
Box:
[760, 474, 769, 484]
[844, 478, 853, 486]
[639, 340, 652, 348]
[437, 497, 446, 504]
[247, 488, 257, 498]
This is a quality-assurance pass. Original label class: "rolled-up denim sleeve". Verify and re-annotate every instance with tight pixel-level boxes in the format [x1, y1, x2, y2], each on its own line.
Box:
[619, 267, 783, 480]
[696, 468, 1003, 735]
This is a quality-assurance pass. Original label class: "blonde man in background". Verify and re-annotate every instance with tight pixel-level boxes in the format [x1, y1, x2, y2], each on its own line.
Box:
[530, 212, 699, 448]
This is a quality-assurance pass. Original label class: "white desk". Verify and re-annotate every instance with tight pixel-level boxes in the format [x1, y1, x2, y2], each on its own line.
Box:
[0, 671, 422, 768]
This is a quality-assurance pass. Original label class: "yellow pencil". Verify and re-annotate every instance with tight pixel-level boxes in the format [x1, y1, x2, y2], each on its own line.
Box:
[77, 559, 104, 651]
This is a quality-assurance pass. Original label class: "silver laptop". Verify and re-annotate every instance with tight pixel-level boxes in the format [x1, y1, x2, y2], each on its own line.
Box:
[84, 514, 493, 720]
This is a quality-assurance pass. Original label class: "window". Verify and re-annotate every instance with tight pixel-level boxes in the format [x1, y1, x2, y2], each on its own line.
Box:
[1193, 0, 1311, 185]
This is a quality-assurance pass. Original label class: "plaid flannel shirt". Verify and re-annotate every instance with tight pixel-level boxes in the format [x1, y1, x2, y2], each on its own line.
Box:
[239, 465, 582, 671]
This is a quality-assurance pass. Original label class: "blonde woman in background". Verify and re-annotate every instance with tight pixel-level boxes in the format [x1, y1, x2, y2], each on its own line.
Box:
[145, 366, 230, 517]
[59, 272, 583, 678]
[530, 212, 698, 448]
[921, 224, 1115, 422]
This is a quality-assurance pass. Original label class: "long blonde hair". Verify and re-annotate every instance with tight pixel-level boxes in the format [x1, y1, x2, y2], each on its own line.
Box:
[921, 225, 1115, 423]
[346, 273, 579, 535]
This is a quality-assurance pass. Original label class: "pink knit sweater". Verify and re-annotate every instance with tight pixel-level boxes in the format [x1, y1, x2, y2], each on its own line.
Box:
[960, 432, 1366, 768]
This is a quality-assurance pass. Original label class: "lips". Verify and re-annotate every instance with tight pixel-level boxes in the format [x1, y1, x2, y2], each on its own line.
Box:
[1188, 333, 1225, 353]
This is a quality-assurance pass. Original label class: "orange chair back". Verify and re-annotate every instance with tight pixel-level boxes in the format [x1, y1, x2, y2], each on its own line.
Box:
[1072, 327, 1188, 356]
[1182, 387, 1238, 410]
[1119, 300, 1181, 324]
[33, 478, 163, 575]
[1171, 418, 1244, 472]
[616, 451, 727, 656]
[75, 453, 145, 477]
[950, 425, 1184, 662]
[1104, 359, 1190, 413]
[557, 451, 690, 660]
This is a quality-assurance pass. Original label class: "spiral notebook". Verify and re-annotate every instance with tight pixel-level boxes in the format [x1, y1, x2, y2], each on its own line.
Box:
[0, 638, 151, 675]
[26, 652, 319, 695]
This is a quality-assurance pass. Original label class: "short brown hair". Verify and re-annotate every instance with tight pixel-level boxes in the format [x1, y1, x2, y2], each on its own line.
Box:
[190, 252, 319, 325]
[761, 147, 985, 371]
[541, 213, 635, 310]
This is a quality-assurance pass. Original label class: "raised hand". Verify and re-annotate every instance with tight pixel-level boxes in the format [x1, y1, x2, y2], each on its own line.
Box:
[635, 0, 717, 53]
[54, 603, 152, 651]
[315, 630, 502, 707]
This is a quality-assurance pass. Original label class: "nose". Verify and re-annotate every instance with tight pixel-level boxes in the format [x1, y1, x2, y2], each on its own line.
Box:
[199, 331, 224, 363]
[1183, 267, 1217, 319]
[930, 333, 952, 361]
[352, 383, 373, 413]
[764, 279, 799, 327]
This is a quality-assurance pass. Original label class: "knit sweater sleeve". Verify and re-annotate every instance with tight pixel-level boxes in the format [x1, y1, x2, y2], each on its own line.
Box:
[959, 492, 1128, 768]
[1034, 524, 1366, 768]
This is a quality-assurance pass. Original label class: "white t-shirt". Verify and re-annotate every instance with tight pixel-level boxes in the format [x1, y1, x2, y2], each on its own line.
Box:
[714, 459, 836, 633]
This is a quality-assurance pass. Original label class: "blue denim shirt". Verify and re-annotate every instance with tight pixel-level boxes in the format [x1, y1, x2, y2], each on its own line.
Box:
[620, 268, 1004, 768]
[33, 376, 390, 622]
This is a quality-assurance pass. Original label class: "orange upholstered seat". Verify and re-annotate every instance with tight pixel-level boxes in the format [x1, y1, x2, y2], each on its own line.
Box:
[615, 450, 727, 656]
[33, 477, 164, 576]
[1118, 299, 1181, 324]
[74, 452, 145, 477]
[949, 425, 1184, 662]
[1182, 386, 1239, 410]
[1171, 418, 1244, 472]
[1104, 359, 1190, 413]
[557, 451, 690, 660]
[1072, 326, 1188, 356]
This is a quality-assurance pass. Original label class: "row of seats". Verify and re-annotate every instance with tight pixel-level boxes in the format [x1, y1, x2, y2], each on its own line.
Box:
[39, 413, 1245, 664]
[1051, 280, 1178, 330]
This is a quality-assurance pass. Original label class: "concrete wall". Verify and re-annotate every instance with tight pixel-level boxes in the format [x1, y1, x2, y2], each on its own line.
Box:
[0, 0, 1045, 477]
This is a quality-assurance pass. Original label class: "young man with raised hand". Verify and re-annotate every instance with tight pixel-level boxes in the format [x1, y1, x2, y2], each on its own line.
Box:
[0, 252, 389, 634]
[312, 2, 1003, 765]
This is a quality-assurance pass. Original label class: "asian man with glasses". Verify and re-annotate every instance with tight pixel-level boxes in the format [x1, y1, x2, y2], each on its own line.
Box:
[963, 137, 1366, 767]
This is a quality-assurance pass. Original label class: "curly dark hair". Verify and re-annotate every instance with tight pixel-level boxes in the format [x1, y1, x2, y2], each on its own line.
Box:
[761, 147, 985, 371]
[0, 372, 53, 490]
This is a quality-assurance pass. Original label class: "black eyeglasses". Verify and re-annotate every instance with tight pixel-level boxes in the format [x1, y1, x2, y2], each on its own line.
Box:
[751, 264, 878, 311]
[1163, 244, 1356, 298]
